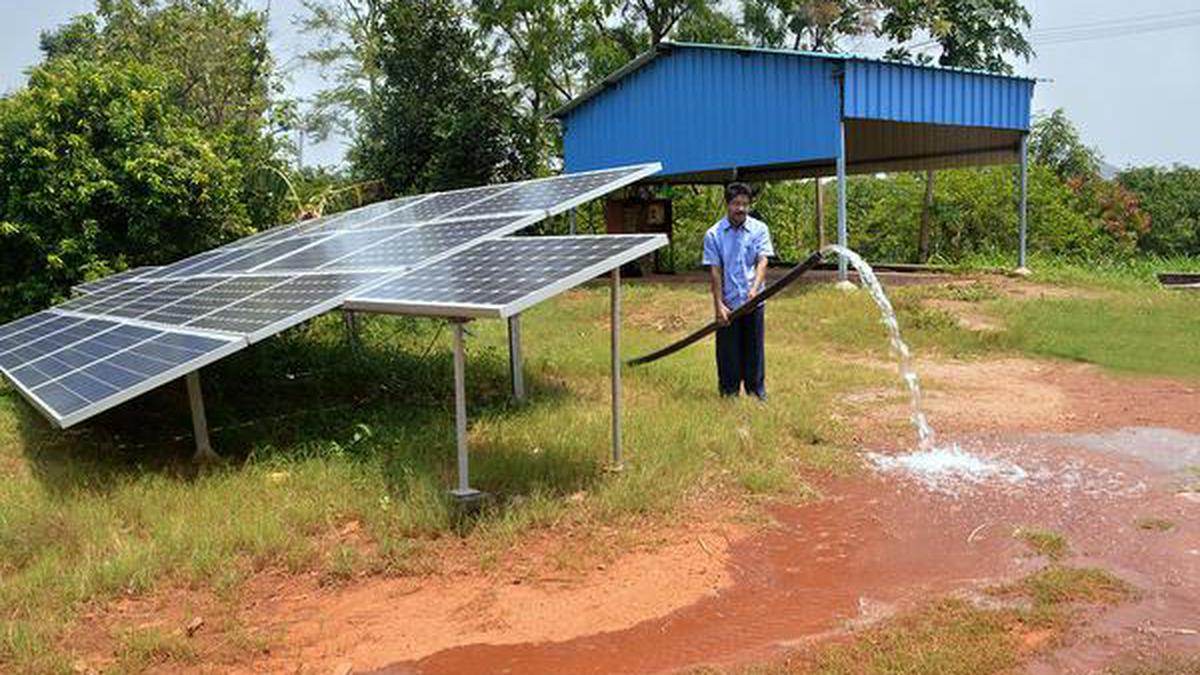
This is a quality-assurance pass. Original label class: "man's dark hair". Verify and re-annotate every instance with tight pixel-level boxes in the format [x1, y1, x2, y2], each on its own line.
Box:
[724, 182, 753, 204]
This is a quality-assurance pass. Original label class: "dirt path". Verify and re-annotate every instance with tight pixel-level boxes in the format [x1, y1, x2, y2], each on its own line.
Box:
[69, 355, 1200, 674]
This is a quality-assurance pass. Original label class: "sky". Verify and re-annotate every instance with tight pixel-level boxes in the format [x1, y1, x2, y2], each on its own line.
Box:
[2, 0, 1198, 170]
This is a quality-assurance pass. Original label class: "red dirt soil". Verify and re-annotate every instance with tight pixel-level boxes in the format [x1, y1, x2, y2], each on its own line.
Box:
[68, 357, 1200, 675]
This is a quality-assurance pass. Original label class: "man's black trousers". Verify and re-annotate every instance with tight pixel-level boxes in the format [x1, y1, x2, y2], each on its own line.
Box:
[715, 304, 765, 398]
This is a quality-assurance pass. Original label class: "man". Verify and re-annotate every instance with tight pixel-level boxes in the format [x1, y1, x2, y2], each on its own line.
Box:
[702, 182, 774, 399]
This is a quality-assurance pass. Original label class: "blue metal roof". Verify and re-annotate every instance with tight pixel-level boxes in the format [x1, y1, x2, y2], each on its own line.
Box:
[553, 42, 1036, 179]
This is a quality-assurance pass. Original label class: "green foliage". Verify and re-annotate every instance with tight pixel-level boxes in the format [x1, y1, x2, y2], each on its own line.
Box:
[350, 0, 535, 192]
[1119, 165, 1200, 256]
[878, 0, 1033, 73]
[1030, 108, 1101, 182]
[742, 0, 879, 51]
[0, 58, 253, 319]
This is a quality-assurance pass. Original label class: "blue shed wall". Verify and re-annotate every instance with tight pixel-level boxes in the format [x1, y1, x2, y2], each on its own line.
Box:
[843, 60, 1033, 130]
[562, 48, 842, 176]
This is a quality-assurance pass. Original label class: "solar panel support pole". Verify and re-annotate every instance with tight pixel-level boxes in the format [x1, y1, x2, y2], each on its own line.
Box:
[568, 208, 577, 236]
[342, 309, 361, 353]
[610, 268, 624, 471]
[836, 119, 851, 285]
[507, 315, 525, 402]
[1016, 133, 1030, 276]
[451, 320, 481, 500]
[186, 372, 219, 464]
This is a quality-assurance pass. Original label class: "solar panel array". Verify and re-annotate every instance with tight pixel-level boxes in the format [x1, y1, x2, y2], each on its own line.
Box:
[347, 235, 667, 318]
[0, 163, 663, 428]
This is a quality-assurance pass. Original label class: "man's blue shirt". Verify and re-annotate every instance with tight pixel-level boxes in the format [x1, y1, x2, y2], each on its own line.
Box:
[702, 216, 775, 309]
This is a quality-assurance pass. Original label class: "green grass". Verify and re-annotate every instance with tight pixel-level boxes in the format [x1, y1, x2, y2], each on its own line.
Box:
[1014, 527, 1071, 560]
[3, 262, 1196, 671]
[0, 284, 892, 671]
[998, 291, 1200, 378]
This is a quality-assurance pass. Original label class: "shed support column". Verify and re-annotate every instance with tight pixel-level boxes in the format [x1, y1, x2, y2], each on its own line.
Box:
[186, 372, 218, 464]
[507, 314, 525, 402]
[836, 119, 850, 284]
[568, 207, 577, 236]
[451, 321, 480, 499]
[610, 268, 623, 470]
[1017, 133, 1030, 275]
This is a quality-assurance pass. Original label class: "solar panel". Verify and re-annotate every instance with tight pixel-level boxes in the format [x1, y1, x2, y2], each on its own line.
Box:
[186, 272, 387, 341]
[256, 228, 414, 273]
[139, 275, 289, 327]
[320, 215, 538, 272]
[455, 165, 660, 218]
[345, 234, 667, 318]
[14, 329, 242, 427]
[295, 195, 426, 234]
[0, 162, 661, 428]
[104, 277, 230, 319]
[73, 266, 160, 295]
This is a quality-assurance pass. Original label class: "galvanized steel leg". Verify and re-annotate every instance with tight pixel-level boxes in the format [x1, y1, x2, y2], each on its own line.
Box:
[507, 314, 525, 402]
[186, 372, 219, 464]
[342, 309, 361, 352]
[1017, 133, 1030, 274]
[836, 120, 849, 282]
[610, 268, 623, 470]
[450, 321, 479, 499]
[568, 207, 577, 236]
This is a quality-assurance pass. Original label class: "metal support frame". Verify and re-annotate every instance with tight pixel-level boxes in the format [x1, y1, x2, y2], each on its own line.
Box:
[610, 268, 623, 470]
[450, 320, 481, 499]
[568, 207, 577, 236]
[836, 119, 849, 282]
[1017, 133, 1030, 274]
[507, 314, 525, 401]
[342, 309, 361, 352]
[186, 371, 219, 463]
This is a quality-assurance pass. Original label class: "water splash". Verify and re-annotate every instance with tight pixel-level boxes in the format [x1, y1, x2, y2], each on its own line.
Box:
[822, 244, 935, 449]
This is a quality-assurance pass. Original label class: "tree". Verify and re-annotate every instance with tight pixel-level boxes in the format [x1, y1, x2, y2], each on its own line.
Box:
[0, 58, 252, 319]
[876, 0, 1032, 261]
[743, 0, 879, 51]
[39, 0, 288, 228]
[295, 0, 387, 144]
[877, 0, 1033, 73]
[351, 0, 533, 193]
[1119, 166, 1200, 256]
[1029, 108, 1101, 182]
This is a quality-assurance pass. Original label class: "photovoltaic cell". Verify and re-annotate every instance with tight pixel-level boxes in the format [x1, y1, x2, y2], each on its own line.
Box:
[187, 272, 386, 336]
[74, 266, 159, 295]
[8, 324, 161, 389]
[104, 277, 230, 319]
[296, 195, 424, 234]
[257, 229, 412, 273]
[139, 275, 288, 327]
[55, 280, 150, 313]
[139, 249, 229, 280]
[455, 167, 651, 217]
[205, 236, 329, 274]
[0, 310, 63, 344]
[25, 330, 238, 423]
[0, 314, 87, 357]
[369, 184, 517, 226]
[323, 215, 532, 271]
[348, 235, 666, 317]
[0, 318, 119, 370]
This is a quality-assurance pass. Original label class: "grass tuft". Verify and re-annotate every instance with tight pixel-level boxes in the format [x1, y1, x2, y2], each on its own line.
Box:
[1014, 527, 1070, 560]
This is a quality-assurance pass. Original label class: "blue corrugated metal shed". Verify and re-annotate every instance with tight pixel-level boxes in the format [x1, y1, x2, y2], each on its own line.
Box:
[552, 41, 1036, 182]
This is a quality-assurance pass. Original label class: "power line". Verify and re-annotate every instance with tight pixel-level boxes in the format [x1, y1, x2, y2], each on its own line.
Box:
[903, 8, 1200, 51]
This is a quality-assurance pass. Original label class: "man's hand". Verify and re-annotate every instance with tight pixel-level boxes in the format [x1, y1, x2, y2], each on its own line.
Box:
[715, 302, 731, 326]
[747, 287, 759, 303]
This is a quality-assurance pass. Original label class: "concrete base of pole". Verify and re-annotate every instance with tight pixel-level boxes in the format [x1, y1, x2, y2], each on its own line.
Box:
[834, 279, 858, 292]
[1013, 266, 1033, 277]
